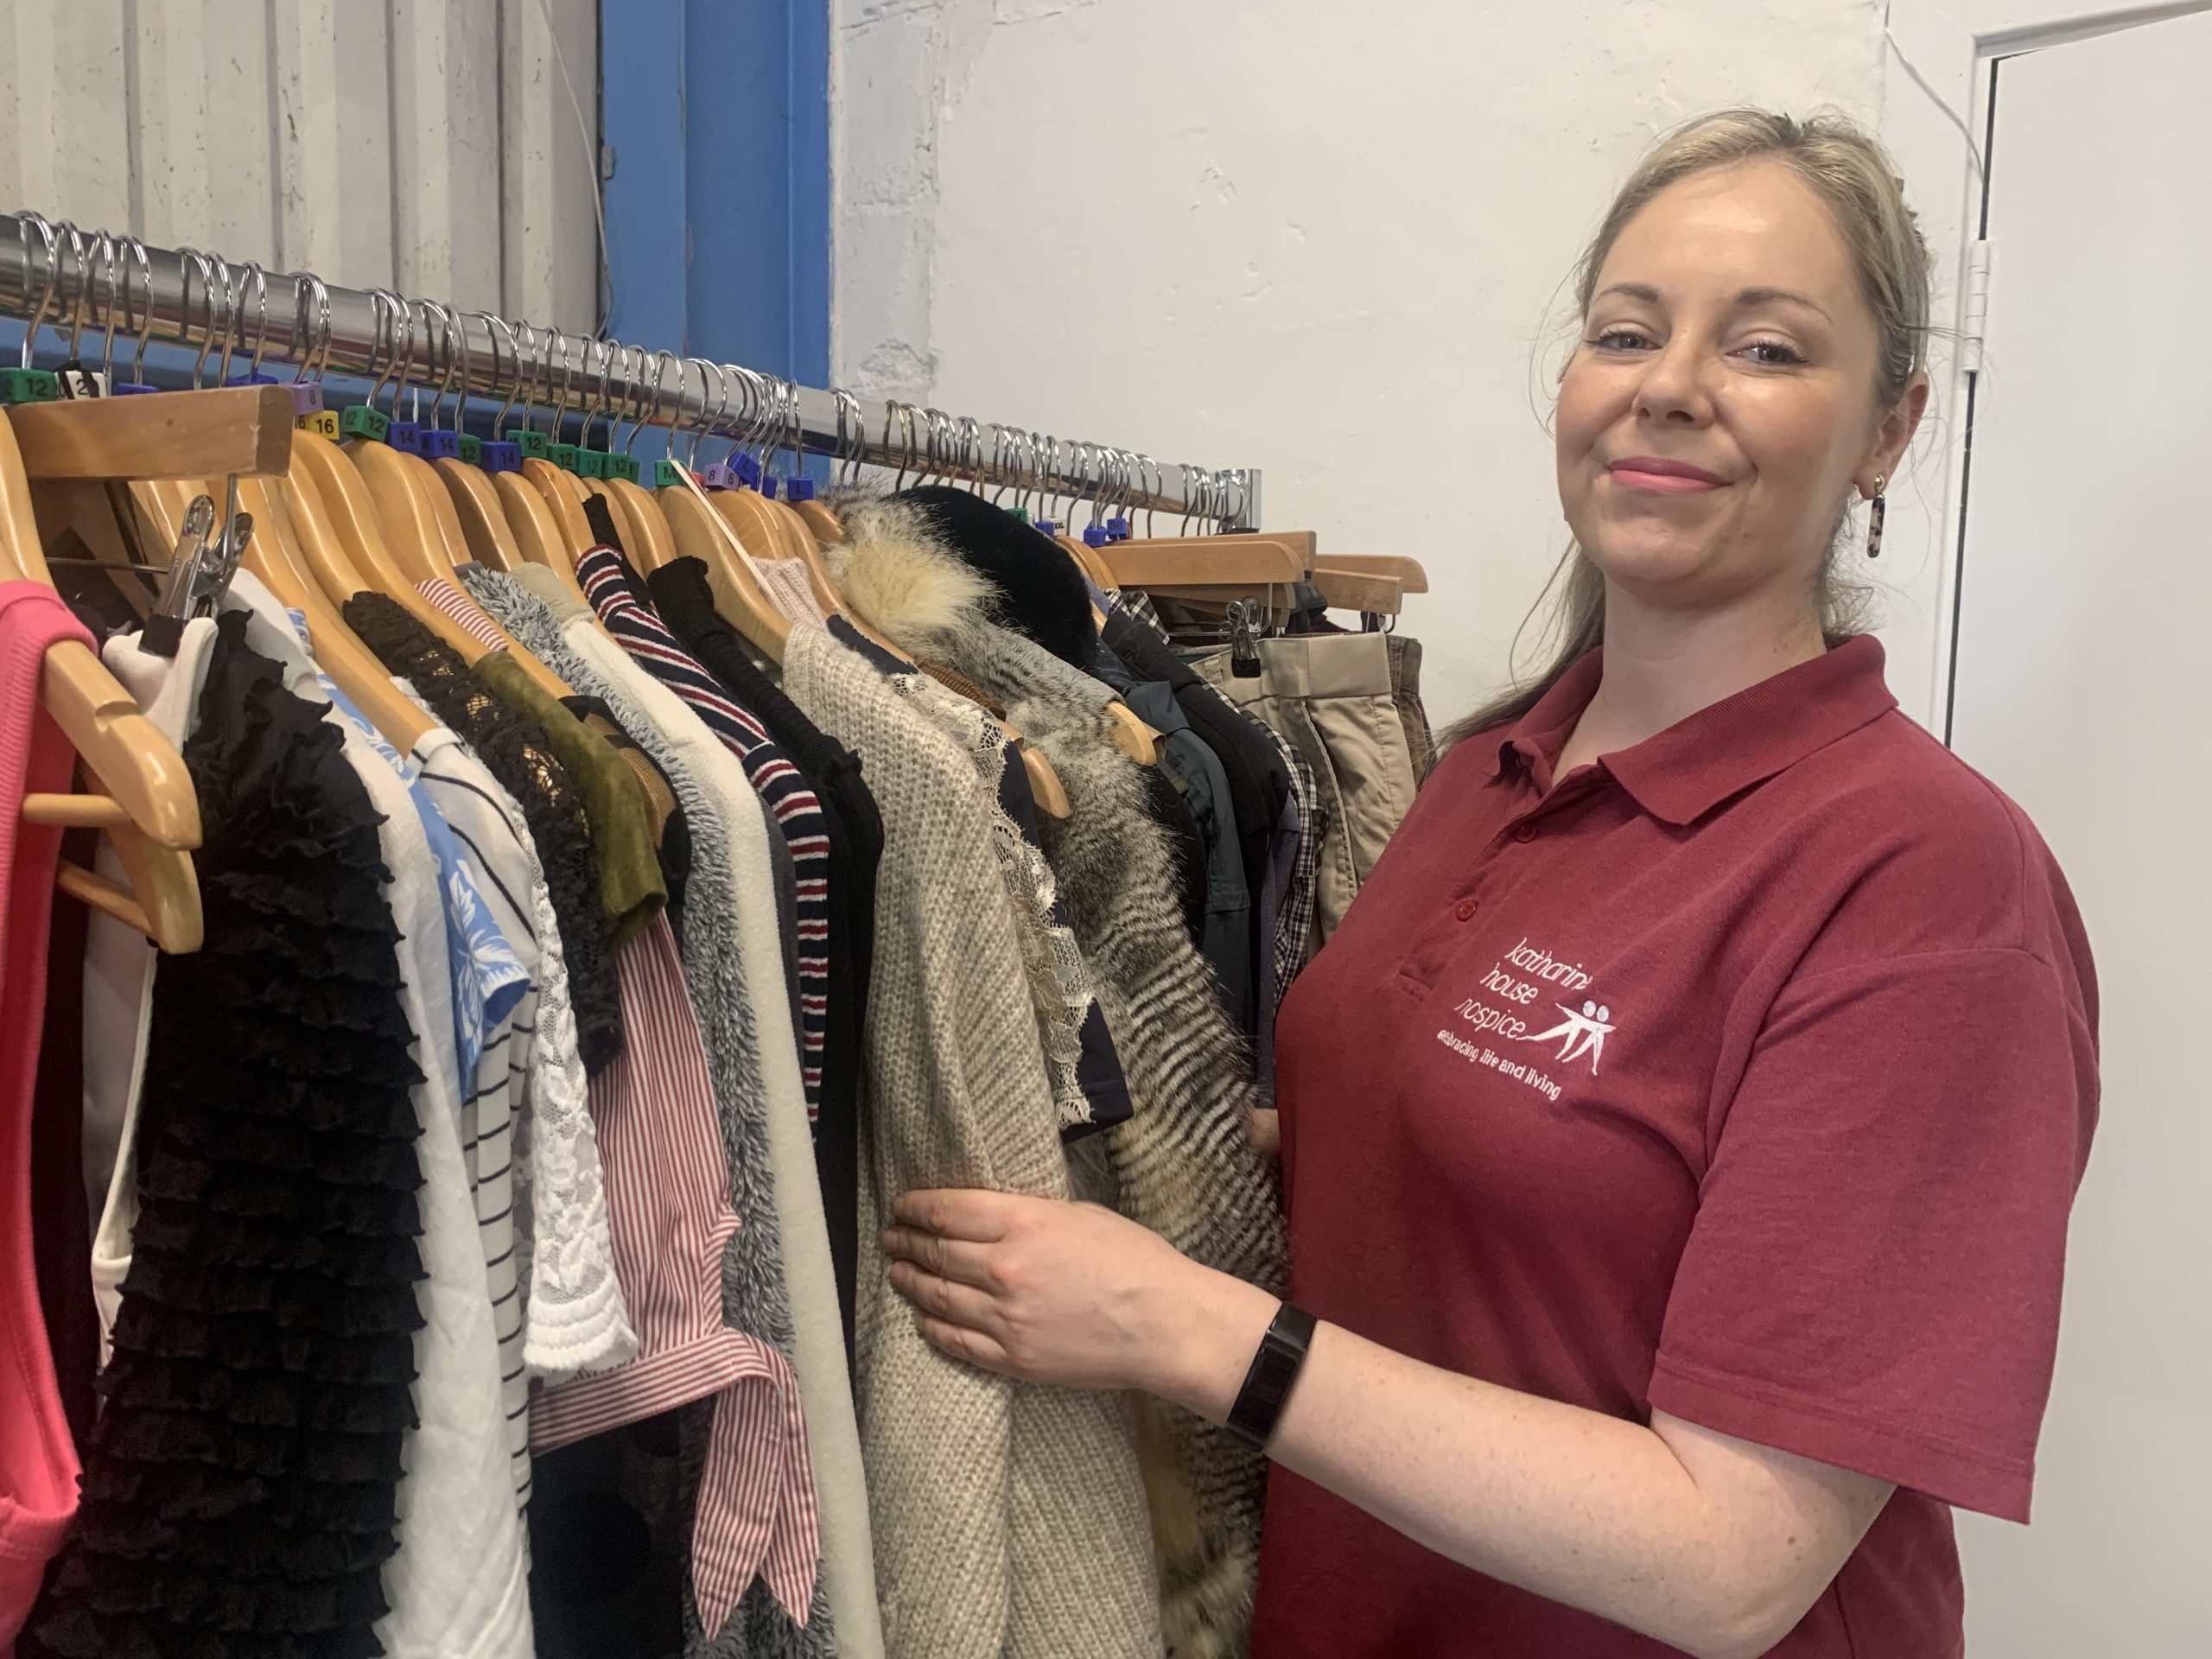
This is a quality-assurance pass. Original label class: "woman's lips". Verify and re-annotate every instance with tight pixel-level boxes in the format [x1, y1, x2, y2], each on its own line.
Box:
[1607, 457, 1726, 493]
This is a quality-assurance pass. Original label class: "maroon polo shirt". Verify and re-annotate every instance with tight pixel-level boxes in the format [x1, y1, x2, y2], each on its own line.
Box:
[1249, 637, 2099, 1659]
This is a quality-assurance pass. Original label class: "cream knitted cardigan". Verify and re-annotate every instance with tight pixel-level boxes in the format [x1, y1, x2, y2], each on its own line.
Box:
[829, 501, 1292, 1659]
[785, 621, 1162, 1659]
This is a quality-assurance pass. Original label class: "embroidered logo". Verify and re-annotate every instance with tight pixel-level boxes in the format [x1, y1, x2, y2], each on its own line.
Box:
[1522, 1000, 1614, 1072]
[1437, 936, 1616, 1100]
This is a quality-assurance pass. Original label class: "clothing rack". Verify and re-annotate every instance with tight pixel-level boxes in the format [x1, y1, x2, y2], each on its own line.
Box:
[0, 211, 1262, 527]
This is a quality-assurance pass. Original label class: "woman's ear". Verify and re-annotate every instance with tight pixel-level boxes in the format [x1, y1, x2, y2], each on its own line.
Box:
[1861, 372, 1931, 496]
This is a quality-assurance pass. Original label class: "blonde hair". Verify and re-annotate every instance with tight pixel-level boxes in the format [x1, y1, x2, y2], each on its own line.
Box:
[1446, 108, 1933, 745]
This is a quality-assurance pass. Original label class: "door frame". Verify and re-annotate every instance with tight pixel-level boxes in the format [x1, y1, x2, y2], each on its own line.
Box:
[1878, 0, 2212, 739]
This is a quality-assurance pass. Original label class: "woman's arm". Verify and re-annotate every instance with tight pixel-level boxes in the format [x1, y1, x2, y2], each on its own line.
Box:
[884, 1190, 1892, 1659]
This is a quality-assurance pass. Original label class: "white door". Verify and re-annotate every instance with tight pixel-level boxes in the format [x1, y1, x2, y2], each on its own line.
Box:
[1942, 12, 2212, 1652]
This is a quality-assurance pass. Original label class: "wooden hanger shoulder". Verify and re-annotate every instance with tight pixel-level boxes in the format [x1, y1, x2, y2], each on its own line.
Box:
[232, 474, 436, 750]
[1097, 536, 1305, 589]
[659, 483, 791, 663]
[1315, 553, 1427, 593]
[1308, 568, 1403, 615]
[521, 458, 594, 560]
[792, 497, 843, 547]
[435, 455, 524, 573]
[607, 476, 677, 572]
[341, 437, 452, 585]
[296, 434, 491, 660]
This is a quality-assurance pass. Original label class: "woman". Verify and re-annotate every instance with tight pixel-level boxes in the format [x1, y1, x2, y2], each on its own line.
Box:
[883, 110, 2098, 1659]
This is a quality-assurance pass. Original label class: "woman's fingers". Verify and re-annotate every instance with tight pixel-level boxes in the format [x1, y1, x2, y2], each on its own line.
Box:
[880, 1225, 1001, 1289]
[912, 1310, 1013, 1376]
[888, 1259, 1002, 1332]
[892, 1188, 1018, 1242]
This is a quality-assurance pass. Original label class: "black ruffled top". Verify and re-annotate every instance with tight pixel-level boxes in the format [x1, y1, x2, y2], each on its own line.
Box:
[341, 591, 624, 1075]
[30, 612, 427, 1659]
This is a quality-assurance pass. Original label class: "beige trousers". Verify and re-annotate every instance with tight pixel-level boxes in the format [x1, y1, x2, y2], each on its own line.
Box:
[1195, 632, 1418, 954]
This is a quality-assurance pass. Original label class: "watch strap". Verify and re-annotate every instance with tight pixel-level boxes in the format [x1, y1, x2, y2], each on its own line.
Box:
[1226, 1301, 1318, 1452]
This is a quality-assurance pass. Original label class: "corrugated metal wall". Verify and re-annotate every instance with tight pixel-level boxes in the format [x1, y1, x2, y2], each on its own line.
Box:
[0, 0, 600, 332]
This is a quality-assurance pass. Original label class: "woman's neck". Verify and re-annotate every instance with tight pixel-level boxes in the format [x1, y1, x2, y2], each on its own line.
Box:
[1554, 587, 1827, 779]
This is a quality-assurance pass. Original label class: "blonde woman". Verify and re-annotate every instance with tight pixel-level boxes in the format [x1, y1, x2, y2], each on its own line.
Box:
[886, 111, 2098, 1659]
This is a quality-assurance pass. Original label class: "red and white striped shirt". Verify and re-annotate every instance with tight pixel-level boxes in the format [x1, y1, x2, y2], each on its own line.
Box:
[530, 918, 819, 1632]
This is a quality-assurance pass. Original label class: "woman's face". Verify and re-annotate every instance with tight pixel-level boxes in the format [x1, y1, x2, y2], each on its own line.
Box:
[1554, 159, 1922, 614]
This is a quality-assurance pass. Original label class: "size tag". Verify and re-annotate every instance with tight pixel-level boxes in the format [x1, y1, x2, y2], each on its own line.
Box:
[57, 366, 106, 398]
[289, 383, 325, 416]
[483, 441, 523, 474]
[385, 420, 423, 455]
[654, 458, 693, 487]
[0, 368, 60, 404]
[505, 427, 550, 459]
[458, 435, 483, 465]
[548, 442, 581, 473]
[698, 461, 740, 491]
[606, 454, 640, 484]
[340, 404, 391, 442]
[422, 429, 461, 461]
[296, 409, 341, 439]
[573, 448, 607, 479]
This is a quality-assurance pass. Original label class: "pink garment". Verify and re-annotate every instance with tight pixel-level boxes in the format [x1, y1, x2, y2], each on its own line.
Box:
[418, 575, 519, 657]
[0, 582, 94, 1646]
[531, 918, 820, 1632]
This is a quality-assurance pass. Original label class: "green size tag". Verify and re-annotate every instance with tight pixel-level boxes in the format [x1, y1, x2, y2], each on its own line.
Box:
[573, 448, 607, 479]
[504, 427, 550, 459]
[296, 409, 341, 439]
[457, 434, 482, 465]
[0, 368, 60, 404]
[548, 442, 581, 473]
[340, 404, 390, 442]
[654, 459, 690, 487]
[606, 454, 640, 485]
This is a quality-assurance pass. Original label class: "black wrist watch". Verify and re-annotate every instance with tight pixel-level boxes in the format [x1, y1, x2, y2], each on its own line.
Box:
[1225, 1301, 1319, 1452]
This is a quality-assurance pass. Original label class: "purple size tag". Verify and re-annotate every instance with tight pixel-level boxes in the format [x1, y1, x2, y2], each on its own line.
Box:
[698, 461, 741, 492]
[483, 441, 523, 474]
[289, 383, 325, 416]
[422, 429, 460, 461]
[385, 420, 423, 454]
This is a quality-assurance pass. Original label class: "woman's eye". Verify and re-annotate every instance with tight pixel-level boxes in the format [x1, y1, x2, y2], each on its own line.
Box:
[1738, 339, 1807, 366]
[1589, 329, 1656, 352]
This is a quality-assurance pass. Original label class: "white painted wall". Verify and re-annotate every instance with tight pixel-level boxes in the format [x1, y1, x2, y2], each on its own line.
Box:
[831, 0, 1889, 725]
[0, 0, 600, 332]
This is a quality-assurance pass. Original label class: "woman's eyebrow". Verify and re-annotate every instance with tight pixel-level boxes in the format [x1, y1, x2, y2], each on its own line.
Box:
[1735, 285, 1832, 321]
[1590, 282, 1834, 324]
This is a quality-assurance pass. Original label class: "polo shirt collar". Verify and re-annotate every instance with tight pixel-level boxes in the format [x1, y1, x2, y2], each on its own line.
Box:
[1490, 634, 1897, 825]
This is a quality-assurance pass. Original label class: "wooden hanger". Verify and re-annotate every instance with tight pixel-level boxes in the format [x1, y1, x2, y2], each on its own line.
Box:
[607, 474, 677, 571]
[1095, 534, 1306, 590]
[658, 472, 791, 660]
[524, 456, 596, 563]
[791, 494, 843, 548]
[1106, 526, 1318, 571]
[1308, 569, 1404, 616]
[435, 453, 523, 572]
[225, 474, 436, 749]
[495, 468, 592, 604]
[0, 410, 203, 952]
[1315, 554, 1427, 593]
[334, 435, 573, 698]
[295, 433, 509, 658]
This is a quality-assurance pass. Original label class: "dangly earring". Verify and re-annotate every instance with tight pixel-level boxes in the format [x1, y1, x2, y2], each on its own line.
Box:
[1865, 473, 1887, 560]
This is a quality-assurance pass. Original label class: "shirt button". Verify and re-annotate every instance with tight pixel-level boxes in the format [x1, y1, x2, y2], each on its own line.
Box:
[1514, 822, 1539, 843]
[1455, 899, 1478, 922]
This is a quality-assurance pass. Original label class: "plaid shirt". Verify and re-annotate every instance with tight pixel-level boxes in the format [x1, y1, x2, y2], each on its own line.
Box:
[573, 548, 832, 1119]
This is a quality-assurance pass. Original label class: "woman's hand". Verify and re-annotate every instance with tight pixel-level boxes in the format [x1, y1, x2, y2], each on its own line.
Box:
[883, 1189, 1275, 1406]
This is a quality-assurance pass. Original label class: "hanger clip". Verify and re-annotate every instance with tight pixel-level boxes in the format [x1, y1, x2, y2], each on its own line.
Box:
[1228, 597, 1265, 679]
[142, 494, 219, 658]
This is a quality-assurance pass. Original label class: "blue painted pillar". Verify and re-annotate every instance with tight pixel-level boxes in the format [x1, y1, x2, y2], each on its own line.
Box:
[601, 0, 831, 387]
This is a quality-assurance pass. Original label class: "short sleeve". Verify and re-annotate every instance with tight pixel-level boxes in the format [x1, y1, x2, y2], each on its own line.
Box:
[1648, 947, 2096, 1522]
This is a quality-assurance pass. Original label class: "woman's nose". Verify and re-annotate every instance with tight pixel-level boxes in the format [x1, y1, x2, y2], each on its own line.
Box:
[1632, 340, 1714, 427]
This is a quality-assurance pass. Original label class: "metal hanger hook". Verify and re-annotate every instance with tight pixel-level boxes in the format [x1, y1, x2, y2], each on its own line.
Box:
[14, 213, 62, 371]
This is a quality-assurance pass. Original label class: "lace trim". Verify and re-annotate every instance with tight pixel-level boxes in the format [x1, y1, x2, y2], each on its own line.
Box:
[341, 591, 625, 1076]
